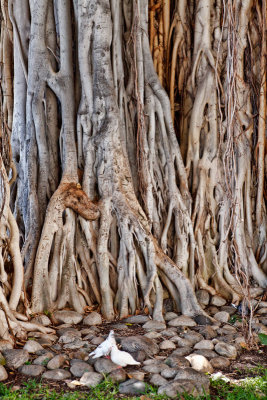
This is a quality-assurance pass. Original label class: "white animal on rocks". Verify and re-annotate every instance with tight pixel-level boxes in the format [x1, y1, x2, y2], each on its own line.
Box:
[110, 344, 140, 367]
[89, 330, 116, 358]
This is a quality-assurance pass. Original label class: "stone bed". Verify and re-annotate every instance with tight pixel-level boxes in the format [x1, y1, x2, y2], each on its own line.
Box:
[0, 292, 266, 398]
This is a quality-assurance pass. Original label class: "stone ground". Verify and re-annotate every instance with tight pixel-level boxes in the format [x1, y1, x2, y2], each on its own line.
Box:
[0, 291, 266, 398]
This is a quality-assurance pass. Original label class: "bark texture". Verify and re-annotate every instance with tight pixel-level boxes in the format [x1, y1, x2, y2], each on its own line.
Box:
[0, 0, 266, 339]
[150, 0, 267, 300]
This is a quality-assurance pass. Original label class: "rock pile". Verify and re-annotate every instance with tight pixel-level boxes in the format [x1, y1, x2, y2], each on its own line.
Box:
[0, 292, 266, 398]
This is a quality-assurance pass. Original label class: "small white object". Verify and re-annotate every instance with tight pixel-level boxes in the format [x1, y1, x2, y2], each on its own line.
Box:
[185, 354, 213, 373]
[110, 344, 140, 367]
[211, 372, 230, 382]
[89, 330, 116, 358]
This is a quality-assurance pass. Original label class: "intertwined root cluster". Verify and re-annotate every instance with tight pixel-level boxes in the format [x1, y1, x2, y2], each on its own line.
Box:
[0, 0, 266, 342]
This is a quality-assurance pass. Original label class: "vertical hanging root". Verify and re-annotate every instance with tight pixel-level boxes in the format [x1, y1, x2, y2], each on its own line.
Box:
[96, 198, 114, 320]
[255, 0, 266, 227]
[0, 157, 56, 340]
[7, 209, 24, 311]
[31, 182, 99, 313]
[109, 192, 209, 320]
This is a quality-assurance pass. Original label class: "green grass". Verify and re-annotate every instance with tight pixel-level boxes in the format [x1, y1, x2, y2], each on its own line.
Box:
[208, 374, 267, 400]
[229, 314, 242, 325]
[0, 369, 266, 400]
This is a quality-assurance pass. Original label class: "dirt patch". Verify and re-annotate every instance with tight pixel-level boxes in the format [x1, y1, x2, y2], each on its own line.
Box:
[224, 346, 267, 379]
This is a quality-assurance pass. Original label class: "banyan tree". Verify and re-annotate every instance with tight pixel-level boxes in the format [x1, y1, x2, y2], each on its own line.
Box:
[0, 0, 266, 341]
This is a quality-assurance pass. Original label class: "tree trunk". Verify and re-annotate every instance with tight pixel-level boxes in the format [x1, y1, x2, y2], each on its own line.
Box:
[0, 0, 266, 339]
